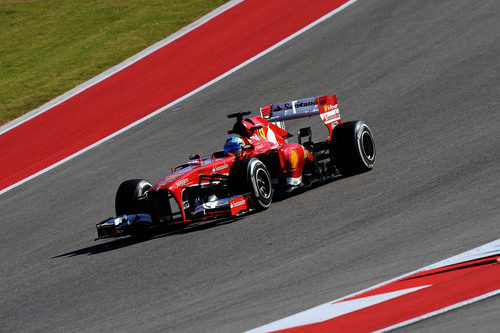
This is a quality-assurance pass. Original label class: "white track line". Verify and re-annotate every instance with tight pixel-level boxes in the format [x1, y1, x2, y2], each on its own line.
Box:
[0, 0, 360, 196]
[248, 238, 500, 332]
[0, 0, 245, 135]
[248, 286, 431, 332]
[376, 289, 500, 332]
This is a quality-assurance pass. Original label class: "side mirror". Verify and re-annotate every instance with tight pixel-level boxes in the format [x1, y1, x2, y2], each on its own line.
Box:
[189, 154, 201, 161]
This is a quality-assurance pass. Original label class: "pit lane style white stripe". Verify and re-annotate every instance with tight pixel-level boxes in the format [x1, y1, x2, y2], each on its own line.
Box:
[0, 0, 361, 196]
[247, 286, 429, 333]
[247, 238, 500, 332]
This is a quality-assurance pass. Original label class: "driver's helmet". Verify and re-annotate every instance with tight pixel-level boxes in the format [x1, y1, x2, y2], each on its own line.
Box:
[224, 136, 245, 155]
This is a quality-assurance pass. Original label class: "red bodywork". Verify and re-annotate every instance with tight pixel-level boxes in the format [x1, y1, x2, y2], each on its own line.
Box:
[147, 93, 340, 224]
[148, 116, 310, 224]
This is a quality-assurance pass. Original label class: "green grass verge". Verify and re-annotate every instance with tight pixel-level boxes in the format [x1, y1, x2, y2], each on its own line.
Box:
[0, 0, 230, 125]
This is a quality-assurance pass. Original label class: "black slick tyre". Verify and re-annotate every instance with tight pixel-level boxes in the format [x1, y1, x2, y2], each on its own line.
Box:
[115, 179, 152, 216]
[330, 121, 376, 176]
[229, 158, 273, 210]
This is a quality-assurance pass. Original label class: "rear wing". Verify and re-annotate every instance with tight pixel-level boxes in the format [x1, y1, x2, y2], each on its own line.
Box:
[259, 94, 341, 140]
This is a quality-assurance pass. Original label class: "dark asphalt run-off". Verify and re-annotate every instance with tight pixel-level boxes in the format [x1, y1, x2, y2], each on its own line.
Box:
[1, 0, 499, 331]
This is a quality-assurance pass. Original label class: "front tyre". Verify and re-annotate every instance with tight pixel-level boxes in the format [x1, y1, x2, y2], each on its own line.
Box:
[331, 121, 376, 176]
[229, 158, 273, 210]
[115, 179, 152, 216]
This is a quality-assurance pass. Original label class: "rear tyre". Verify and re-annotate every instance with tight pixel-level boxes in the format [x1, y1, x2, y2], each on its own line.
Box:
[331, 121, 376, 176]
[229, 158, 273, 210]
[115, 179, 152, 216]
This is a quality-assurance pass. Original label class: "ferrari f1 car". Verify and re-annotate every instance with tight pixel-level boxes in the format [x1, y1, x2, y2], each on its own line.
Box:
[96, 93, 375, 239]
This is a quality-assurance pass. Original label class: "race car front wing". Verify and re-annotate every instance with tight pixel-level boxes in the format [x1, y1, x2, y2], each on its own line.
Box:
[96, 214, 153, 239]
[96, 194, 251, 239]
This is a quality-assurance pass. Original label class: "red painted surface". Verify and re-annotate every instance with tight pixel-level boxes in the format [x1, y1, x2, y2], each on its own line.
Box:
[0, 0, 350, 192]
[230, 195, 248, 215]
[275, 255, 500, 332]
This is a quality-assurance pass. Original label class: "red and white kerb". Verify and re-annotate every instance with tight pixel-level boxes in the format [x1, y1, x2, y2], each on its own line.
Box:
[248, 239, 500, 333]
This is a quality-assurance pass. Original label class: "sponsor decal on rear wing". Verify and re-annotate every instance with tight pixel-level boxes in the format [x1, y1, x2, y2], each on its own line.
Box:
[260, 96, 319, 121]
[260, 94, 341, 139]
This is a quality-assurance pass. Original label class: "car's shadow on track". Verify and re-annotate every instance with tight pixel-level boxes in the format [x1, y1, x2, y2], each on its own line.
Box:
[272, 175, 343, 203]
[52, 216, 245, 258]
[53, 176, 347, 258]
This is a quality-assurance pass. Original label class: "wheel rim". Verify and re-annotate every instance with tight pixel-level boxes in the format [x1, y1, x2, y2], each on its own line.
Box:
[361, 130, 375, 161]
[255, 168, 271, 198]
[137, 182, 152, 198]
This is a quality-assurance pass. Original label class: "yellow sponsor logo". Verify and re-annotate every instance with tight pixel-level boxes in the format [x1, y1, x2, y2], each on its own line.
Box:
[290, 149, 298, 169]
[259, 128, 266, 139]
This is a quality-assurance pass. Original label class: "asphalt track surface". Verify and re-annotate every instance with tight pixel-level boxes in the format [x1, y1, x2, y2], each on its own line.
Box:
[1, 0, 499, 331]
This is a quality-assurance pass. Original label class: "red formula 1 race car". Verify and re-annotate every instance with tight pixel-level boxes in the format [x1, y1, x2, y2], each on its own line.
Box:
[96, 93, 376, 239]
